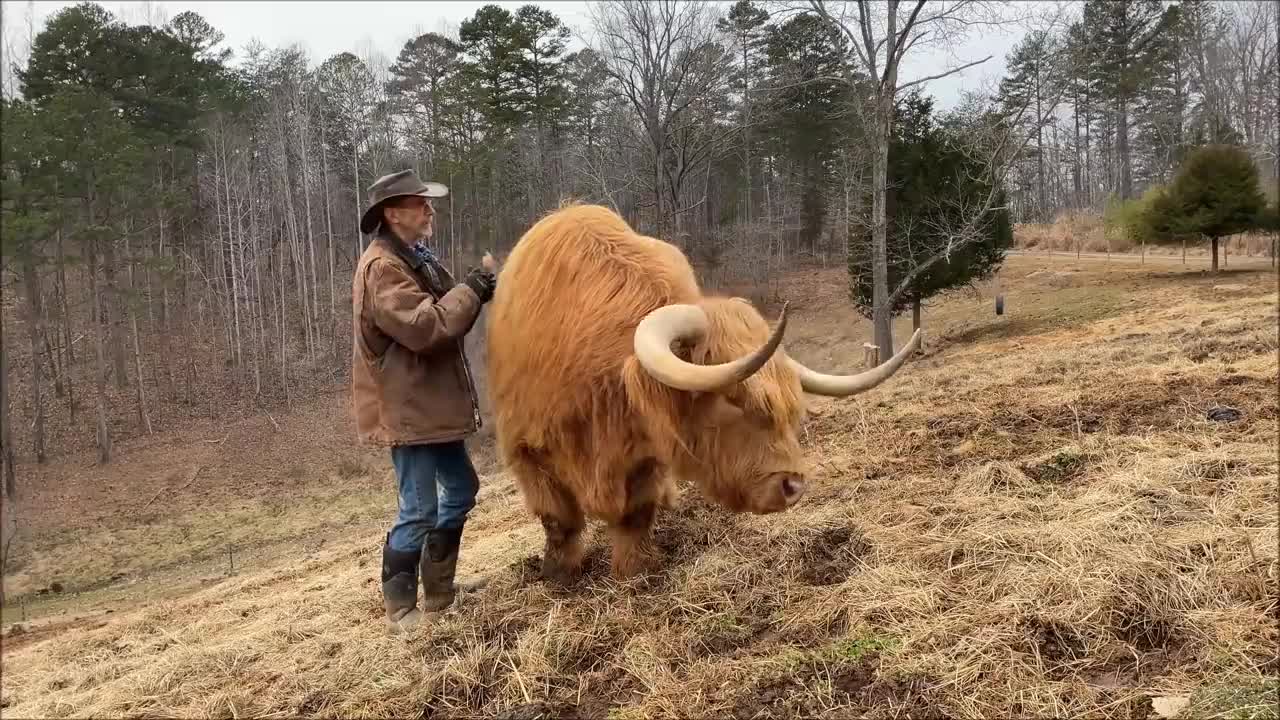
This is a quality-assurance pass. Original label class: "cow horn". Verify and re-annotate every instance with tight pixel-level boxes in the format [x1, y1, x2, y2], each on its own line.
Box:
[789, 328, 922, 397]
[634, 302, 789, 392]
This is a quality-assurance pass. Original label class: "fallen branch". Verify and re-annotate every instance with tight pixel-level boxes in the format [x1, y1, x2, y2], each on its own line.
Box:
[141, 466, 205, 510]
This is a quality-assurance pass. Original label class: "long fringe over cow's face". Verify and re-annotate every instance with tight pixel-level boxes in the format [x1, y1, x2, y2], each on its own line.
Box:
[625, 297, 811, 514]
[679, 298, 811, 513]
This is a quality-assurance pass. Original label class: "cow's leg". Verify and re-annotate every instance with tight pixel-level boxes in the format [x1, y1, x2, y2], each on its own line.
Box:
[606, 501, 659, 579]
[656, 472, 680, 510]
[606, 456, 665, 579]
[540, 508, 586, 585]
[507, 449, 586, 585]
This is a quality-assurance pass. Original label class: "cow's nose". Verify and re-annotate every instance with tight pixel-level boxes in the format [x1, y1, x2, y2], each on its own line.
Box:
[779, 473, 806, 506]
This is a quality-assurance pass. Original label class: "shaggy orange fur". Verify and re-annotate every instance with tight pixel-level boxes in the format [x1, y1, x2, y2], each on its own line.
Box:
[485, 203, 810, 580]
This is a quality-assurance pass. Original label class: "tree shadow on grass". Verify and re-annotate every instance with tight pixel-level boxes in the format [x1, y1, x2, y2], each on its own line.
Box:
[1144, 267, 1272, 282]
[941, 316, 1060, 346]
[939, 290, 1134, 347]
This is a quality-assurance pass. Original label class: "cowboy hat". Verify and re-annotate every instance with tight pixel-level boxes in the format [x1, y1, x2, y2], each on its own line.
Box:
[359, 169, 449, 234]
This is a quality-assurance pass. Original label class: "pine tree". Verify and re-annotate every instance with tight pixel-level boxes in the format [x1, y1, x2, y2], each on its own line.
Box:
[849, 90, 1013, 329]
[1132, 3, 1191, 188]
[1063, 19, 1099, 208]
[717, 0, 770, 224]
[1142, 143, 1268, 272]
[510, 5, 571, 132]
[458, 4, 525, 134]
[388, 32, 463, 166]
[1081, 0, 1174, 200]
[761, 12, 857, 251]
[998, 30, 1056, 221]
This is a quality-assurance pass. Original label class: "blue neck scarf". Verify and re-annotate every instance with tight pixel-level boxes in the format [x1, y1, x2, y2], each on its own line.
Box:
[410, 241, 438, 266]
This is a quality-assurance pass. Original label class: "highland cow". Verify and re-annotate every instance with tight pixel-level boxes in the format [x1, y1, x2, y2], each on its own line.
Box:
[485, 203, 920, 582]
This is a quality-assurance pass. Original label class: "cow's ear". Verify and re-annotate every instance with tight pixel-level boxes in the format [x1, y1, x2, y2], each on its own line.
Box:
[671, 339, 694, 362]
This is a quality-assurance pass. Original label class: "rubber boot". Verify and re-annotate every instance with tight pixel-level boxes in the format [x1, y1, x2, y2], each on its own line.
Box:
[381, 539, 423, 632]
[420, 526, 464, 613]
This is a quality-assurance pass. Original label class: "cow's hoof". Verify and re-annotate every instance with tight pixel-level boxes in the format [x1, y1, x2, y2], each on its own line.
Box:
[540, 561, 582, 587]
[610, 549, 661, 581]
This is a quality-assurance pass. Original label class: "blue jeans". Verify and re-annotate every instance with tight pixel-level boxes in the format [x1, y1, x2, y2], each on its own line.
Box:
[387, 440, 480, 553]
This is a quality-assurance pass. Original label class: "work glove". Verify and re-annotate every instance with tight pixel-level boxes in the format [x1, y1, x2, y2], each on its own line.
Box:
[464, 266, 497, 303]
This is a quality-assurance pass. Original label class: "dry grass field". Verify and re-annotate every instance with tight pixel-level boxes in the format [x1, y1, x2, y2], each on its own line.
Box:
[1, 253, 1276, 719]
[1014, 214, 1277, 262]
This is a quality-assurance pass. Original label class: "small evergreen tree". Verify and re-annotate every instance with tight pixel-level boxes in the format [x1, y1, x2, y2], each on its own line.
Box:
[1141, 143, 1267, 272]
[849, 90, 1014, 335]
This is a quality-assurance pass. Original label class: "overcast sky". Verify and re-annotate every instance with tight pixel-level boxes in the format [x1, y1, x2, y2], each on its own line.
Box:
[2, 0, 1043, 109]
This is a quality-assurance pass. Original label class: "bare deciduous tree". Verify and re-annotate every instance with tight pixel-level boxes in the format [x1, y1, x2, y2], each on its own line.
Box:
[777, 0, 1056, 354]
[586, 0, 735, 237]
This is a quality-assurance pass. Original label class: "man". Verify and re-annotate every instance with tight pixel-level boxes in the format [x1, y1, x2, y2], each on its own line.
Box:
[351, 169, 497, 632]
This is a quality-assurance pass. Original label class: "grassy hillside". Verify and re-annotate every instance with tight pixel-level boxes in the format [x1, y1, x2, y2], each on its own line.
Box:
[1, 254, 1276, 719]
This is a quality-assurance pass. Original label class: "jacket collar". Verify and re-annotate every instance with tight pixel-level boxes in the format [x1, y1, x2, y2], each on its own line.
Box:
[376, 228, 422, 267]
[375, 228, 448, 298]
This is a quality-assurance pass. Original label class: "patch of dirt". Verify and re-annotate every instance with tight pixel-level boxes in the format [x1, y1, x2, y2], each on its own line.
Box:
[1022, 616, 1088, 679]
[556, 628, 628, 677]
[1021, 448, 1090, 485]
[493, 701, 591, 720]
[567, 664, 643, 719]
[792, 524, 873, 587]
[1112, 605, 1180, 654]
[478, 615, 532, 650]
[690, 617, 779, 659]
[0, 612, 104, 654]
[415, 625, 472, 663]
[653, 494, 755, 562]
[732, 654, 947, 720]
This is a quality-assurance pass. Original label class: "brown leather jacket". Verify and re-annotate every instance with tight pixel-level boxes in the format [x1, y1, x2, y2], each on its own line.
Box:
[351, 232, 483, 447]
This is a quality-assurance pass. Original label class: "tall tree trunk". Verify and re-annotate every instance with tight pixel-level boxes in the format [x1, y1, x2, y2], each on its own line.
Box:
[870, 90, 894, 357]
[1072, 93, 1082, 208]
[653, 121, 665, 237]
[450, 168, 457, 280]
[88, 234, 112, 465]
[159, 155, 175, 405]
[250, 187, 264, 399]
[320, 115, 337, 363]
[1084, 92, 1092, 208]
[1036, 64, 1046, 220]
[57, 212, 73, 378]
[276, 112, 313, 368]
[1118, 98, 1132, 200]
[0, 333, 14, 500]
[21, 252, 46, 464]
[352, 142, 363, 259]
[742, 39, 753, 226]
[300, 98, 321, 368]
[125, 227, 153, 435]
[225, 147, 244, 371]
[867, 2, 902, 358]
[102, 233, 128, 390]
[1211, 235, 1219, 273]
[212, 130, 234, 366]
